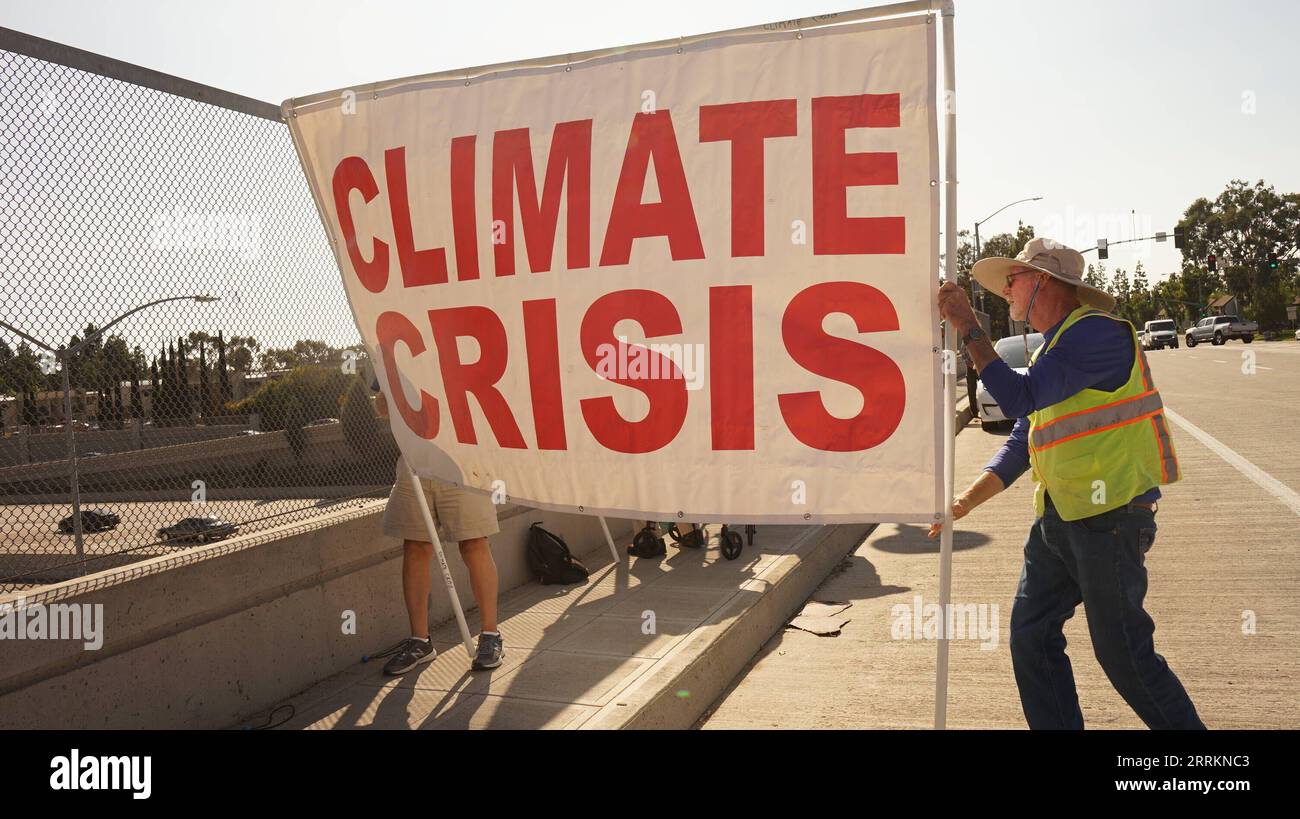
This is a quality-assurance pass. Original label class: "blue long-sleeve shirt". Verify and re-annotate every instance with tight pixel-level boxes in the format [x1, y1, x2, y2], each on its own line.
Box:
[981, 314, 1160, 505]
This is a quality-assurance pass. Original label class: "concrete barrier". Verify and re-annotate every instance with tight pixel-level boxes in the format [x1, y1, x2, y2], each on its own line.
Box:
[0, 498, 623, 729]
[0, 420, 380, 491]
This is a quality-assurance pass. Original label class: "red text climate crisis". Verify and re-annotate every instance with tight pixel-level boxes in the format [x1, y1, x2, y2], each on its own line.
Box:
[331, 94, 909, 455]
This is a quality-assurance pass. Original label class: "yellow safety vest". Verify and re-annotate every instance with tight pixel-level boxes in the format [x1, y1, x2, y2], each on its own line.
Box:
[1027, 306, 1181, 521]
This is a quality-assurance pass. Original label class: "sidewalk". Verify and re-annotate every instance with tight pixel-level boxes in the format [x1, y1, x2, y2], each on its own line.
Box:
[701, 414, 1300, 729]
[262, 522, 872, 729]
[246, 394, 969, 731]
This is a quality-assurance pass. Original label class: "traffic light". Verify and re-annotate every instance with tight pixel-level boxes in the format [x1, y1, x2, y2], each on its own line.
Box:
[1207, 253, 1217, 271]
[1174, 226, 1186, 249]
[1097, 238, 1109, 260]
[1267, 255, 1279, 270]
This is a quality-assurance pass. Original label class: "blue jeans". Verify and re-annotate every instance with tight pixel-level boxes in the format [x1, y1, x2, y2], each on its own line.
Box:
[1009, 495, 1205, 729]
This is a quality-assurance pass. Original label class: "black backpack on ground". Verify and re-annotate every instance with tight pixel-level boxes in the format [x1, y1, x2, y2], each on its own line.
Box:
[629, 523, 667, 559]
[526, 522, 590, 585]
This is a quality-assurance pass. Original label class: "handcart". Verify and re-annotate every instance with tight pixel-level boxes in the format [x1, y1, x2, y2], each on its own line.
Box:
[631, 520, 757, 560]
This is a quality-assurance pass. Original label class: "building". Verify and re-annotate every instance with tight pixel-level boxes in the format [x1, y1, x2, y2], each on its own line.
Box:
[1207, 293, 1241, 317]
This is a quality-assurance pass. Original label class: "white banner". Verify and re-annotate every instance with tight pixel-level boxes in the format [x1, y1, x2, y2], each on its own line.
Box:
[285, 14, 942, 523]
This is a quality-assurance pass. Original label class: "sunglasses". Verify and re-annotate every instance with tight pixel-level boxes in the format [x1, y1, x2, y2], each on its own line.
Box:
[1005, 269, 1039, 289]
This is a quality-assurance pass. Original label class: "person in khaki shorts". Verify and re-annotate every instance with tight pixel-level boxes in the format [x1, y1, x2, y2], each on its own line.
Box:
[373, 383, 504, 674]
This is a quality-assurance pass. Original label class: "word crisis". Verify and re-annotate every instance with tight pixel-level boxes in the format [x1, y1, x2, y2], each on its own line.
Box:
[343, 93, 912, 454]
[377, 282, 906, 455]
[332, 93, 906, 288]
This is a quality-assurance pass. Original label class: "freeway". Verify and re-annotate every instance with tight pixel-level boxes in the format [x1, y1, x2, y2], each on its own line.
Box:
[0, 496, 368, 588]
[701, 338, 1300, 729]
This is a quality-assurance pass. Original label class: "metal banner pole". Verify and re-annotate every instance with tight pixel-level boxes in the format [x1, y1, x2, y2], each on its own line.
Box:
[405, 464, 475, 660]
[936, 0, 958, 731]
[597, 516, 621, 565]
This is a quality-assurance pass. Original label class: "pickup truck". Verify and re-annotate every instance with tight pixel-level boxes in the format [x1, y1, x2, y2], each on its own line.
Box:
[1185, 314, 1257, 347]
[1141, 319, 1179, 350]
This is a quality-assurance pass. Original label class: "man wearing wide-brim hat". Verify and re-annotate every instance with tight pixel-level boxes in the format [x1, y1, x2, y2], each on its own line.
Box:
[935, 237, 1203, 730]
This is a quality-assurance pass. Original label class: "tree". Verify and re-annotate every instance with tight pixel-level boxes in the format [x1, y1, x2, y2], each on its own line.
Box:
[100, 335, 131, 429]
[1178, 179, 1300, 325]
[111, 372, 125, 428]
[198, 340, 213, 418]
[176, 338, 193, 421]
[186, 331, 214, 349]
[339, 376, 376, 456]
[1, 340, 46, 398]
[166, 343, 179, 423]
[215, 331, 233, 407]
[227, 364, 354, 436]
[225, 335, 260, 373]
[257, 339, 343, 372]
[149, 358, 159, 420]
[130, 363, 143, 421]
[1084, 262, 1107, 291]
[0, 338, 12, 397]
[1129, 262, 1152, 323]
[1109, 267, 1132, 311]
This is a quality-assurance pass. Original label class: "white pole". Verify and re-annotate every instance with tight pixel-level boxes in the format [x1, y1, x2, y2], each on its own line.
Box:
[597, 516, 621, 565]
[936, 0, 958, 731]
[405, 463, 475, 660]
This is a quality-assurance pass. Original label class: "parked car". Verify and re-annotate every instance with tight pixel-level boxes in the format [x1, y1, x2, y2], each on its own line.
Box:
[976, 333, 1046, 427]
[1186, 315, 1257, 347]
[234, 429, 262, 436]
[158, 516, 240, 544]
[305, 418, 339, 427]
[81, 451, 105, 458]
[57, 508, 121, 533]
[1141, 319, 1179, 350]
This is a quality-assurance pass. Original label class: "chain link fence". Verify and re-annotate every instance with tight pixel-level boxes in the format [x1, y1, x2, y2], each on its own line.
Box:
[0, 28, 400, 594]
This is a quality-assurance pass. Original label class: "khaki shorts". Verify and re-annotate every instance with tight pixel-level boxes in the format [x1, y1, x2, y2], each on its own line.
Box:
[383, 456, 501, 543]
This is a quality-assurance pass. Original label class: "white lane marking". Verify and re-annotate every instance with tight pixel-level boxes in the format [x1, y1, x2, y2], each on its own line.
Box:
[1257, 366, 1274, 370]
[1163, 407, 1300, 518]
[1212, 359, 1227, 364]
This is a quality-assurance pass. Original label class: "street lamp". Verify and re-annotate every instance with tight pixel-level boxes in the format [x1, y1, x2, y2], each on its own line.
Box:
[972, 196, 1043, 308]
[0, 294, 220, 572]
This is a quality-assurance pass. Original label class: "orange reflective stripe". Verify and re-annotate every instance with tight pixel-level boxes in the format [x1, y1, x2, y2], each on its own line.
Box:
[1031, 408, 1164, 453]
[1151, 418, 1169, 483]
[1030, 391, 1164, 449]
[1034, 389, 1157, 432]
[1136, 347, 1155, 391]
[1150, 412, 1179, 483]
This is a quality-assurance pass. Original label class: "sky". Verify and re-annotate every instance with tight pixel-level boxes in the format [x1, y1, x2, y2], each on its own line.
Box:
[4, 0, 1296, 280]
[1, 0, 1297, 354]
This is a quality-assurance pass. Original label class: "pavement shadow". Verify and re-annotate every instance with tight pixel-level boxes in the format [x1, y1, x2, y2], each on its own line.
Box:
[698, 550, 908, 726]
[282, 525, 770, 730]
[471, 524, 767, 729]
[867, 523, 991, 554]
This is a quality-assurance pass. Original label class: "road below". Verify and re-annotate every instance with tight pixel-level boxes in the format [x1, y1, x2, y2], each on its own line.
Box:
[701, 338, 1300, 729]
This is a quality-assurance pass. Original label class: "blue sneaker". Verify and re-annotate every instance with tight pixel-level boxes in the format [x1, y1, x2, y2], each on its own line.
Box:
[471, 632, 505, 670]
[380, 637, 437, 675]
